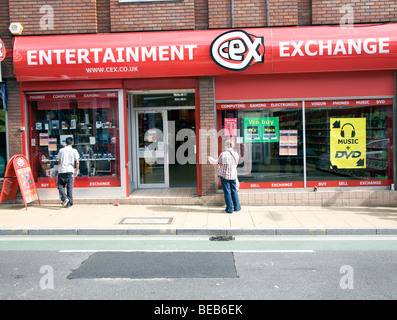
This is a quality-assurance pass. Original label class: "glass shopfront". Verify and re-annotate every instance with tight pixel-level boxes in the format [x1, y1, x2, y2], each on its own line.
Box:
[218, 102, 304, 188]
[27, 91, 121, 189]
[305, 99, 393, 187]
[217, 98, 393, 189]
[129, 90, 197, 190]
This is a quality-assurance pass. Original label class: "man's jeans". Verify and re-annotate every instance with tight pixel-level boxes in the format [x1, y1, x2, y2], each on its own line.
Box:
[57, 172, 74, 205]
[220, 176, 241, 213]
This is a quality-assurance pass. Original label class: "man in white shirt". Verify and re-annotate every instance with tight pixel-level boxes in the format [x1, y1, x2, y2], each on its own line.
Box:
[56, 137, 79, 208]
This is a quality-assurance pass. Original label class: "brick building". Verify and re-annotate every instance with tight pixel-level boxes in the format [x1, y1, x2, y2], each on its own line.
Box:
[1, 0, 397, 206]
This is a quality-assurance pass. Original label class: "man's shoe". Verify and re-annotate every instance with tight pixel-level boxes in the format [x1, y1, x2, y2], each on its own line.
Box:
[65, 202, 72, 208]
[61, 198, 69, 207]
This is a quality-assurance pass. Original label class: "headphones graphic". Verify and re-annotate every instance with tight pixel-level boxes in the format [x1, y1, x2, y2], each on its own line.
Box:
[341, 123, 355, 138]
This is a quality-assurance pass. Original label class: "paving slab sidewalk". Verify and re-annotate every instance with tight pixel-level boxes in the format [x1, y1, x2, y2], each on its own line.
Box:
[1, 203, 397, 235]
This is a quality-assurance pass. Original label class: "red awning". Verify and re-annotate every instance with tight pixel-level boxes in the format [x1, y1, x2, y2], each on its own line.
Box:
[13, 24, 397, 82]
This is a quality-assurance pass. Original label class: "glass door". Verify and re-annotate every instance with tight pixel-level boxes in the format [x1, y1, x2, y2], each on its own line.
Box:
[136, 110, 168, 188]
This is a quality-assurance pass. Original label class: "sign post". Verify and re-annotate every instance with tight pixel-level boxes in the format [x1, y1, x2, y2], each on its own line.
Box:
[0, 154, 40, 210]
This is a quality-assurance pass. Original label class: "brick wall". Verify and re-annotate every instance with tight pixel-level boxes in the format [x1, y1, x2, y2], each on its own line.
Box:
[208, 0, 232, 29]
[109, 0, 195, 32]
[8, 0, 97, 35]
[298, 0, 312, 25]
[312, 0, 397, 25]
[199, 76, 217, 195]
[234, 0, 267, 28]
[209, 0, 300, 28]
[97, 0, 111, 33]
[268, 0, 298, 26]
[6, 1, 396, 36]
[5, 80, 22, 157]
[195, 0, 209, 30]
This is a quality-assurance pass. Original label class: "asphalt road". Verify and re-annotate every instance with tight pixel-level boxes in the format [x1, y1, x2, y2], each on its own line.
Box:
[0, 235, 397, 302]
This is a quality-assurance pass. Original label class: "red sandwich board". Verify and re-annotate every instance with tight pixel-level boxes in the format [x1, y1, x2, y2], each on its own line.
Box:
[0, 154, 40, 210]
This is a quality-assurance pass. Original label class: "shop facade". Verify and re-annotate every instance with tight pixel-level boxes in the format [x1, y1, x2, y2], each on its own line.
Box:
[12, 24, 397, 201]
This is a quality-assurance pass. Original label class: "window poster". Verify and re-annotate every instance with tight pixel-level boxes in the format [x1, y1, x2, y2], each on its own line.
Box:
[244, 117, 279, 142]
[224, 118, 237, 137]
[279, 130, 298, 156]
[39, 133, 49, 146]
[48, 138, 57, 152]
[147, 129, 157, 142]
[330, 118, 366, 169]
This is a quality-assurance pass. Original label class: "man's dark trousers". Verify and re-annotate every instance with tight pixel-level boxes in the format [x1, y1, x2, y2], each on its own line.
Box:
[57, 172, 74, 205]
[220, 176, 241, 213]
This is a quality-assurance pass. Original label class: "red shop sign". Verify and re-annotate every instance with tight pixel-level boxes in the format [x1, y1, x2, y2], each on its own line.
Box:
[306, 98, 393, 108]
[239, 181, 304, 189]
[26, 91, 118, 101]
[216, 101, 302, 110]
[226, 179, 390, 189]
[13, 24, 397, 82]
[306, 179, 392, 188]
[36, 176, 121, 189]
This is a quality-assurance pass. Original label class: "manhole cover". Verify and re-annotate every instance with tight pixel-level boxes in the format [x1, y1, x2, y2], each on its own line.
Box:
[119, 217, 173, 225]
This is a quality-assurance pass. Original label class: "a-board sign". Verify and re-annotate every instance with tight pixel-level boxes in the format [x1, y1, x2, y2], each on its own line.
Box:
[0, 154, 40, 210]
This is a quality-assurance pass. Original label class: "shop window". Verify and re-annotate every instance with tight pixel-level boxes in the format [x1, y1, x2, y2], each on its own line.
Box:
[27, 91, 121, 188]
[217, 102, 304, 189]
[305, 99, 393, 187]
[217, 98, 393, 189]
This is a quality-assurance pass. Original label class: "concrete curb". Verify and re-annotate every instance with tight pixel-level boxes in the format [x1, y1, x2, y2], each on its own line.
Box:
[1, 227, 397, 236]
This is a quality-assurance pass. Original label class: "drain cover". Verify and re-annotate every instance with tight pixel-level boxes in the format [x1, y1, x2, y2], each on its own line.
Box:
[209, 235, 235, 241]
[119, 217, 173, 225]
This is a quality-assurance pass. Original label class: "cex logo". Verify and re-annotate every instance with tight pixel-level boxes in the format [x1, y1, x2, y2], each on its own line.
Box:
[210, 30, 265, 71]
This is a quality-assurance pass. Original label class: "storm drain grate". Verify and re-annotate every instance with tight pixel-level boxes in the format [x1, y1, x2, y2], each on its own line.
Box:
[119, 217, 173, 225]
